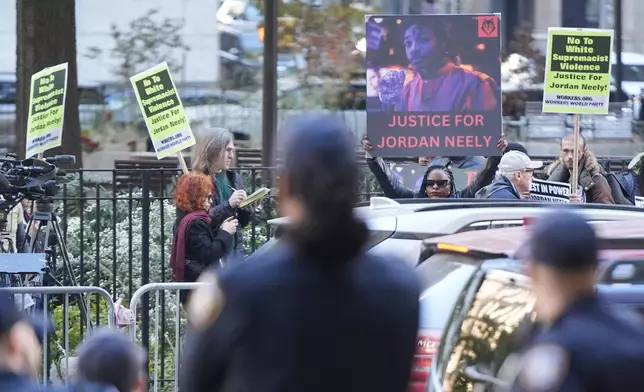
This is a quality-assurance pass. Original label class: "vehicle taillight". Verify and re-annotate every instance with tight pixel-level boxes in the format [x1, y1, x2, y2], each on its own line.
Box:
[436, 243, 469, 254]
[411, 332, 440, 383]
[523, 217, 535, 227]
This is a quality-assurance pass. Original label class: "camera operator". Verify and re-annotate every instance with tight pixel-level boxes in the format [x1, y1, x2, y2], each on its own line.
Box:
[170, 173, 238, 305]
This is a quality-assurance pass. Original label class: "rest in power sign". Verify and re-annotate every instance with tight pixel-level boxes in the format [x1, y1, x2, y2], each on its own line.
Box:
[543, 27, 614, 114]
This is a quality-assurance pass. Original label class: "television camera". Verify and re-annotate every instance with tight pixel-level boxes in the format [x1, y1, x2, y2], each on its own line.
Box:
[0, 152, 74, 204]
[0, 153, 91, 329]
[0, 153, 76, 280]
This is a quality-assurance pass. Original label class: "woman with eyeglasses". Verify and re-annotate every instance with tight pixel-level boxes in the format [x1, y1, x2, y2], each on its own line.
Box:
[170, 173, 238, 303]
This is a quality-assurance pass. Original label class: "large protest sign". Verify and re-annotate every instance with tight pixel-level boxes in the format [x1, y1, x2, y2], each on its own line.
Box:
[543, 28, 613, 114]
[530, 179, 585, 203]
[130, 62, 195, 160]
[636, 196, 644, 207]
[25, 63, 68, 158]
[365, 14, 502, 157]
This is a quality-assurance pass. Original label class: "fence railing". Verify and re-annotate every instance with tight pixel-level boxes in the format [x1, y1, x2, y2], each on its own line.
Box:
[0, 282, 210, 390]
[128, 282, 205, 392]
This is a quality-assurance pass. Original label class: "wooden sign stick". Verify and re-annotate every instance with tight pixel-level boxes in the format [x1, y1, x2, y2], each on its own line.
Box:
[571, 114, 581, 196]
[177, 151, 189, 174]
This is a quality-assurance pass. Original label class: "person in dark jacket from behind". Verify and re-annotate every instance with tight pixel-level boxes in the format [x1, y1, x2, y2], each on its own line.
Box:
[476, 150, 542, 200]
[180, 115, 421, 392]
[170, 173, 237, 304]
[74, 328, 147, 392]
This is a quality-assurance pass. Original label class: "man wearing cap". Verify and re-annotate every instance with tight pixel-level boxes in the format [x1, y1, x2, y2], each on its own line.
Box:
[0, 295, 51, 391]
[475, 150, 542, 199]
[511, 210, 644, 392]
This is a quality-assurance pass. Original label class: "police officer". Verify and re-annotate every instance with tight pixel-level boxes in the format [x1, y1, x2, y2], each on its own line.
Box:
[512, 209, 644, 392]
[180, 115, 421, 392]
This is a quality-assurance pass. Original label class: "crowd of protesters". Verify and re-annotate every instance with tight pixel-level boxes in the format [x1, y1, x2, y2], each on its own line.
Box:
[362, 133, 644, 203]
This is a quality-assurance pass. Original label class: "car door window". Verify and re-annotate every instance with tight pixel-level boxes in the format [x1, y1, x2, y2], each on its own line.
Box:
[435, 269, 536, 392]
[457, 221, 491, 232]
[489, 220, 523, 229]
[220, 33, 235, 52]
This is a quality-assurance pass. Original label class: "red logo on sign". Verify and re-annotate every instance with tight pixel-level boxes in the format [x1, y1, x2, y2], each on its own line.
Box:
[477, 16, 498, 38]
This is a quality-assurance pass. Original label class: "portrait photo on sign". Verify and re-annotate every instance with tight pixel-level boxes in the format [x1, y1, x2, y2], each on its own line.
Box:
[365, 14, 502, 157]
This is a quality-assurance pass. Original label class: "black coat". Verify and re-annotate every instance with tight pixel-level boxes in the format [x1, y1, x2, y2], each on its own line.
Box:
[180, 243, 421, 392]
[173, 210, 234, 283]
[207, 170, 253, 259]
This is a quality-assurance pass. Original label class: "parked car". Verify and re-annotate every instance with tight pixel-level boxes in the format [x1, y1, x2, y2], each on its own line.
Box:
[219, 26, 263, 90]
[259, 198, 644, 268]
[216, 0, 263, 30]
[427, 258, 644, 392]
[0, 72, 16, 103]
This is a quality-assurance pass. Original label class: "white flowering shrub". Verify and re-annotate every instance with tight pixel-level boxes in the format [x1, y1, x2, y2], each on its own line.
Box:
[501, 53, 538, 89]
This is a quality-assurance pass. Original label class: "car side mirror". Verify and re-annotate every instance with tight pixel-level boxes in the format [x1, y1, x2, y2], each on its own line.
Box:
[229, 47, 240, 56]
[463, 366, 509, 389]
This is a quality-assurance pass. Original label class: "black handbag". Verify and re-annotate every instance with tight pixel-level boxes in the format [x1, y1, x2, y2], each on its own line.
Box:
[185, 259, 206, 276]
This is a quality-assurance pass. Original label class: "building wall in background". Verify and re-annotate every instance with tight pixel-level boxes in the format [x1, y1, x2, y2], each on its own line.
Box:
[0, 0, 220, 84]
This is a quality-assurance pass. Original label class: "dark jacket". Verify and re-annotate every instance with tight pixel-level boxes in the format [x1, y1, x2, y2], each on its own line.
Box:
[545, 151, 615, 204]
[173, 210, 234, 283]
[475, 175, 521, 199]
[180, 243, 421, 392]
[207, 169, 253, 259]
[511, 295, 644, 392]
[366, 155, 498, 199]
[0, 372, 42, 392]
[428, 156, 486, 170]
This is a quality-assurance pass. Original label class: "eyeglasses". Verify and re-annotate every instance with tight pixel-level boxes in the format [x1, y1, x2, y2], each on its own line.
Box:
[426, 180, 450, 188]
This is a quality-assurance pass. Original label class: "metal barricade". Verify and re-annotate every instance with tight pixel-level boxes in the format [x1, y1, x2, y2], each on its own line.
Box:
[128, 282, 205, 392]
[0, 286, 115, 386]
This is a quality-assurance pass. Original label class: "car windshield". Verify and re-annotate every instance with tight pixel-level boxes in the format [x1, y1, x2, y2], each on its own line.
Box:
[418, 262, 477, 330]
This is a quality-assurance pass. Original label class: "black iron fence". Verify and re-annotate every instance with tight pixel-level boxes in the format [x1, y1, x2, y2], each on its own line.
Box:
[44, 166, 381, 301]
[43, 156, 641, 301]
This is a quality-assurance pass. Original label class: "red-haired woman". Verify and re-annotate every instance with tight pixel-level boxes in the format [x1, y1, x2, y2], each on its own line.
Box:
[170, 173, 238, 292]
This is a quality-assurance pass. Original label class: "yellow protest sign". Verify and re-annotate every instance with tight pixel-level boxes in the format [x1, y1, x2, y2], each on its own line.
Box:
[25, 63, 68, 158]
[130, 62, 195, 159]
[543, 28, 613, 114]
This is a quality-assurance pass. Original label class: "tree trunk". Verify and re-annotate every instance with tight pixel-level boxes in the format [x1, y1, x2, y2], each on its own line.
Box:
[16, 0, 83, 168]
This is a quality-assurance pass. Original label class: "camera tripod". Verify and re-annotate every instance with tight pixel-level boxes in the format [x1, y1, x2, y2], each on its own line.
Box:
[22, 198, 89, 322]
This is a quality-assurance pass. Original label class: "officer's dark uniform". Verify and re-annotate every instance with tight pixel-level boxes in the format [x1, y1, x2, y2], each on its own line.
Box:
[181, 244, 420, 392]
[511, 210, 644, 392]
